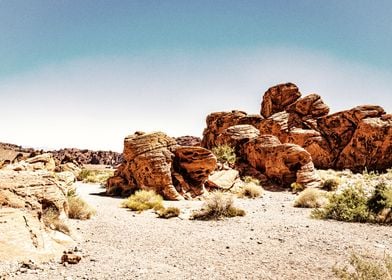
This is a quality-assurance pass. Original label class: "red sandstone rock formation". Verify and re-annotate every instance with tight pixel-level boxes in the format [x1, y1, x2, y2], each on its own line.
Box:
[107, 132, 216, 200]
[201, 82, 392, 187]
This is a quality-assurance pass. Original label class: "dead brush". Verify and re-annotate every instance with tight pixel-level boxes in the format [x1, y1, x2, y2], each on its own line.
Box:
[294, 188, 328, 208]
[67, 192, 96, 220]
[237, 182, 263, 199]
[191, 191, 245, 220]
[156, 207, 180, 219]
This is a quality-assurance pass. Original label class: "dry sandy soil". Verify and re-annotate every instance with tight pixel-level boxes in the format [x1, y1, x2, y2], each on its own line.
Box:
[3, 182, 392, 280]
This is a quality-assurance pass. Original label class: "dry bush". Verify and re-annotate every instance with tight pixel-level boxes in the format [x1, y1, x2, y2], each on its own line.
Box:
[156, 207, 180, 219]
[322, 178, 340, 191]
[122, 190, 164, 212]
[291, 182, 305, 193]
[191, 191, 245, 220]
[77, 169, 114, 184]
[368, 182, 392, 224]
[67, 194, 96, 220]
[238, 182, 263, 199]
[294, 188, 327, 208]
[334, 252, 392, 280]
[42, 208, 70, 234]
[211, 145, 236, 165]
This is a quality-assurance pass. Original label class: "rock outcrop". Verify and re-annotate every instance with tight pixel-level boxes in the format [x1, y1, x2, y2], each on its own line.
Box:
[175, 136, 202, 147]
[0, 170, 74, 262]
[50, 148, 122, 166]
[202, 82, 392, 188]
[107, 132, 217, 200]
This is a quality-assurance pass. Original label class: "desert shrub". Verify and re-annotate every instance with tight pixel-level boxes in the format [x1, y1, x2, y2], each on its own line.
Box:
[291, 182, 305, 193]
[67, 194, 96, 220]
[122, 190, 164, 212]
[334, 252, 392, 280]
[242, 176, 260, 185]
[294, 188, 327, 208]
[42, 208, 70, 234]
[77, 169, 114, 184]
[238, 182, 263, 199]
[156, 207, 180, 219]
[322, 178, 340, 191]
[312, 185, 371, 222]
[368, 182, 392, 223]
[211, 145, 236, 165]
[191, 191, 245, 220]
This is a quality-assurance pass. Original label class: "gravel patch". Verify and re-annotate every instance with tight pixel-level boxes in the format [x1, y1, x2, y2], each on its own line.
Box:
[2, 182, 391, 280]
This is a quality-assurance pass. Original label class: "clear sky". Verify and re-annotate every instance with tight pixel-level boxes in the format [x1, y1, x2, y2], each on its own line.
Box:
[0, 1, 391, 151]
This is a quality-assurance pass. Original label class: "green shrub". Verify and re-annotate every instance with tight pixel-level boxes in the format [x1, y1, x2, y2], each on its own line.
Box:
[368, 182, 392, 223]
[156, 207, 180, 219]
[322, 178, 340, 191]
[77, 168, 114, 184]
[211, 145, 236, 165]
[237, 182, 263, 199]
[312, 185, 371, 223]
[294, 188, 327, 208]
[334, 252, 392, 280]
[191, 191, 245, 220]
[122, 190, 164, 212]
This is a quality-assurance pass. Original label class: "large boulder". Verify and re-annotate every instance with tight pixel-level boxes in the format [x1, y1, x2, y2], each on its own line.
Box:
[242, 135, 321, 188]
[260, 83, 301, 118]
[106, 132, 217, 200]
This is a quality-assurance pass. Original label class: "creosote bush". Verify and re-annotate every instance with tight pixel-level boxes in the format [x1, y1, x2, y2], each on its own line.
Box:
[322, 178, 340, 191]
[294, 188, 327, 208]
[122, 190, 164, 212]
[334, 252, 392, 280]
[67, 191, 96, 220]
[191, 191, 245, 220]
[78, 168, 114, 184]
[211, 145, 236, 165]
[156, 207, 180, 219]
[313, 182, 392, 224]
[312, 185, 370, 222]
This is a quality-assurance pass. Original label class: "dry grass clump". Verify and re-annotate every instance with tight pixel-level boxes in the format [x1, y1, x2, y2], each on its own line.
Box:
[238, 182, 263, 199]
[122, 190, 164, 212]
[211, 145, 236, 165]
[42, 208, 70, 234]
[77, 168, 114, 184]
[156, 207, 180, 219]
[322, 178, 340, 191]
[334, 252, 392, 280]
[67, 192, 96, 220]
[291, 182, 305, 193]
[294, 188, 327, 208]
[191, 191, 245, 220]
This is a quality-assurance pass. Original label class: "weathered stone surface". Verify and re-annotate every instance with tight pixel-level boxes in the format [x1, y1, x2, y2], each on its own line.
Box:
[208, 169, 239, 190]
[107, 132, 217, 200]
[172, 146, 217, 199]
[242, 135, 321, 188]
[175, 136, 202, 147]
[25, 153, 56, 171]
[216, 125, 260, 148]
[0, 170, 73, 262]
[336, 115, 392, 172]
[260, 83, 301, 118]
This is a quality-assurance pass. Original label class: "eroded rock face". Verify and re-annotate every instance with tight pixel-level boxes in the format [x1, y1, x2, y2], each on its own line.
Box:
[175, 136, 202, 147]
[260, 83, 301, 118]
[0, 170, 73, 262]
[107, 132, 217, 200]
[241, 135, 321, 188]
[202, 82, 391, 174]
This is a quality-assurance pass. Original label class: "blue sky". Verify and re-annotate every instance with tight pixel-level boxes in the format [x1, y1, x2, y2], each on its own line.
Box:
[0, 1, 391, 151]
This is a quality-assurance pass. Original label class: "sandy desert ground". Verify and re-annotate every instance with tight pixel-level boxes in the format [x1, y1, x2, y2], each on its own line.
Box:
[3, 182, 391, 280]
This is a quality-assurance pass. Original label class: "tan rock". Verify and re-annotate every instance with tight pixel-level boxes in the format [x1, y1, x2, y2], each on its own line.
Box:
[208, 169, 239, 190]
[216, 125, 260, 148]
